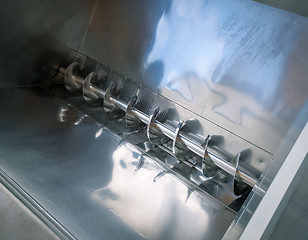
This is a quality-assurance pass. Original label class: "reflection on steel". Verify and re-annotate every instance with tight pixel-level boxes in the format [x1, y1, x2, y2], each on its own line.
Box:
[60, 62, 258, 187]
[202, 135, 220, 178]
[0, 87, 237, 240]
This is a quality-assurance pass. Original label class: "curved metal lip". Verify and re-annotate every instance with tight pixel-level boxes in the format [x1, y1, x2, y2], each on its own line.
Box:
[64, 62, 82, 93]
[103, 82, 116, 113]
[83, 72, 103, 107]
[103, 82, 124, 118]
[125, 95, 140, 128]
[202, 135, 220, 178]
[146, 107, 163, 142]
[172, 120, 189, 158]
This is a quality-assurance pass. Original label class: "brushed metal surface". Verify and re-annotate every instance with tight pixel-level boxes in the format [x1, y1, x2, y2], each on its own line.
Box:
[0, 183, 59, 240]
[0, 87, 236, 240]
[223, 100, 308, 239]
[80, 0, 308, 154]
[0, 0, 97, 88]
[268, 155, 308, 240]
[240, 122, 308, 240]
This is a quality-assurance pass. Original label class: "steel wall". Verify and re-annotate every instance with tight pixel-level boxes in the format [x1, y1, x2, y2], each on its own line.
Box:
[78, 0, 308, 153]
[0, 0, 96, 88]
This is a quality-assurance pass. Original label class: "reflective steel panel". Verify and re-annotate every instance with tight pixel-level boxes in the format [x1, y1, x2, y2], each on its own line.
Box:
[0, 87, 235, 240]
[80, 0, 308, 154]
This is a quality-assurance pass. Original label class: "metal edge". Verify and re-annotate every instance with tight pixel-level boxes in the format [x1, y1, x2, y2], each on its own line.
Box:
[239, 121, 308, 240]
[0, 168, 77, 240]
